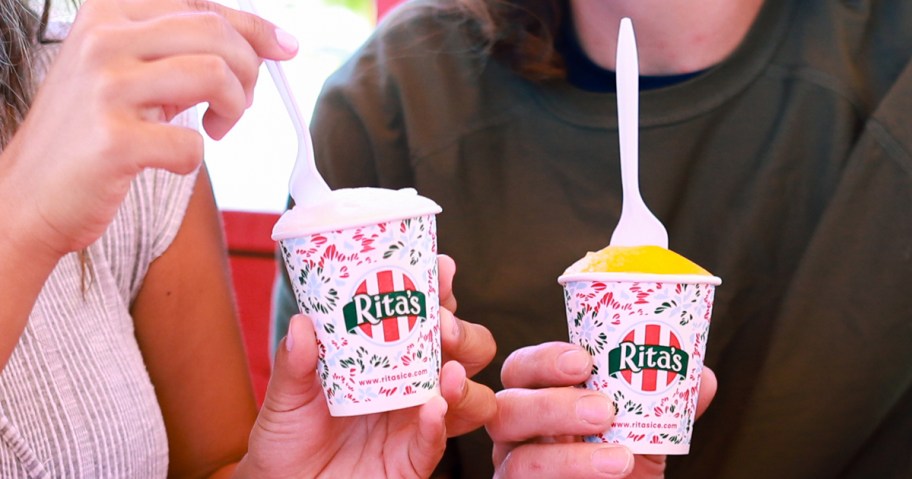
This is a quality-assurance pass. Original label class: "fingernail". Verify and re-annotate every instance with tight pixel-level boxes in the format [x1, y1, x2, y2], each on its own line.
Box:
[275, 28, 298, 53]
[576, 394, 612, 425]
[285, 316, 297, 352]
[557, 349, 591, 375]
[591, 446, 634, 475]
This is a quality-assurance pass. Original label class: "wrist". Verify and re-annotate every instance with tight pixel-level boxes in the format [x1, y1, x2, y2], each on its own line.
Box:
[0, 150, 70, 267]
[0, 189, 65, 366]
[0, 214, 63, 298]
[0, 203, 67, 274]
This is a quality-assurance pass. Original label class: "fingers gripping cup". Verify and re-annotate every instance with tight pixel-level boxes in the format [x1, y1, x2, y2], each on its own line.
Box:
[273, 188, 443, 416]
[558, 245, 721, 455]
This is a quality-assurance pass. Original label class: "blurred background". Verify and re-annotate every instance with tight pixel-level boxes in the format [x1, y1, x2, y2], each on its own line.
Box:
[204, 0, 375, 213]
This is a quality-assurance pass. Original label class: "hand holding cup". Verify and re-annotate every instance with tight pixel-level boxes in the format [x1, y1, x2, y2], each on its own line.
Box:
[488, 342, 717, 479]
[241, 255, 496, 477]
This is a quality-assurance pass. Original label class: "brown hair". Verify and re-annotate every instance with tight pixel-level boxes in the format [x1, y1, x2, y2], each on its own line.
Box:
[387, 0, 567, 81]
[452, 0, 568, 81]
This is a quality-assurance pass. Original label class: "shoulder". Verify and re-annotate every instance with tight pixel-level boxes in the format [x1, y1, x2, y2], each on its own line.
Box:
[376, 0, 481, 57]
[784, 0, 912, 63]
[318, 0, 536, 157]
[776, 0, 912, 112]
[795, 1, 912, 163]
[325, 0, 489, 96]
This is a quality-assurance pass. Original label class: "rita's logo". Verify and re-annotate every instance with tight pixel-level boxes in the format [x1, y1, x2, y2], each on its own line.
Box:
[342, 269, 426, 345]
[608, 323, 689, 393]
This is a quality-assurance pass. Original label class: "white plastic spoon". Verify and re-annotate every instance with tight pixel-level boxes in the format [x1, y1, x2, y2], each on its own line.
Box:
[237, 0, 331, 206]
[609, 17, 669, 249]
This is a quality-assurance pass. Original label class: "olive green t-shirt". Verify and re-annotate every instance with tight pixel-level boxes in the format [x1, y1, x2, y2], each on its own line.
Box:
[275, 0, 912, 476]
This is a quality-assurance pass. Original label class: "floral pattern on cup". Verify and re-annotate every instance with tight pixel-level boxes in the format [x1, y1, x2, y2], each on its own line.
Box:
[280, 214, 441, 416]
[563, 279, 716, 455]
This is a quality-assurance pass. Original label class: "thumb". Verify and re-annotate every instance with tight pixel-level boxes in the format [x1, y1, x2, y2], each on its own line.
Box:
[263, 314, 327, 414]
[408, 395, 449, 475]
[245, 318, 338, 476]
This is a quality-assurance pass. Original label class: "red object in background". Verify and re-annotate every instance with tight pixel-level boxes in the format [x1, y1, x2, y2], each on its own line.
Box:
[222, 210, 281, 407]
[376, 0, 402, 22]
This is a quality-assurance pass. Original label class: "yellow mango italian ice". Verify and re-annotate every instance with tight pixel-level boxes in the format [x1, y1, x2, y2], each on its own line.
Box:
[576, 245, 712, 276]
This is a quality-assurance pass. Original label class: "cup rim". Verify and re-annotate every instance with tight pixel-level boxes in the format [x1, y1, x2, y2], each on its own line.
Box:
[558, 272, 722, 286]
[272, 206, 441, 240]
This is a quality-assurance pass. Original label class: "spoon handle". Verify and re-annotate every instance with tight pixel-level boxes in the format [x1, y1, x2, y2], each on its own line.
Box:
[616, 17, 641, 210]
[236, 0, 309, 153]
[261, 59, 323, 200]
[262, 59, 308, 145]
[236, 0, 330, 204]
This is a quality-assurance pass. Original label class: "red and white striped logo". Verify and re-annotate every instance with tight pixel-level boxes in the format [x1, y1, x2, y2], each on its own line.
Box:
[345, 269, 424, 345]
[609, 323, 689, 393]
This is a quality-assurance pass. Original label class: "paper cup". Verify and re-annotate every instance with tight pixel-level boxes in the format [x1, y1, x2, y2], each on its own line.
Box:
[279, 213, 441, 416]
[558, 272, 721, 455]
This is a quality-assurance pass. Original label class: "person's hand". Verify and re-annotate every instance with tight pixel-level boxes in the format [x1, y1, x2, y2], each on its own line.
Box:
[239, 255, 497, 477]
[0, 0, 297, 261]
[436, 254, 497, 436]
[487, 342, 717, 478]
[240, 313, 450, 478]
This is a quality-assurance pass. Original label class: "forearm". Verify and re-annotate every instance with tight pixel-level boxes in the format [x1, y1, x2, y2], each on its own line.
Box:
[0, 211, 61, 370]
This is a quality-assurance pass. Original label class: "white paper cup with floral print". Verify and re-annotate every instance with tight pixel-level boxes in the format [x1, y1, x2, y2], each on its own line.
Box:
[557, 272, 721, 455]
[273, 188, 443, 416]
